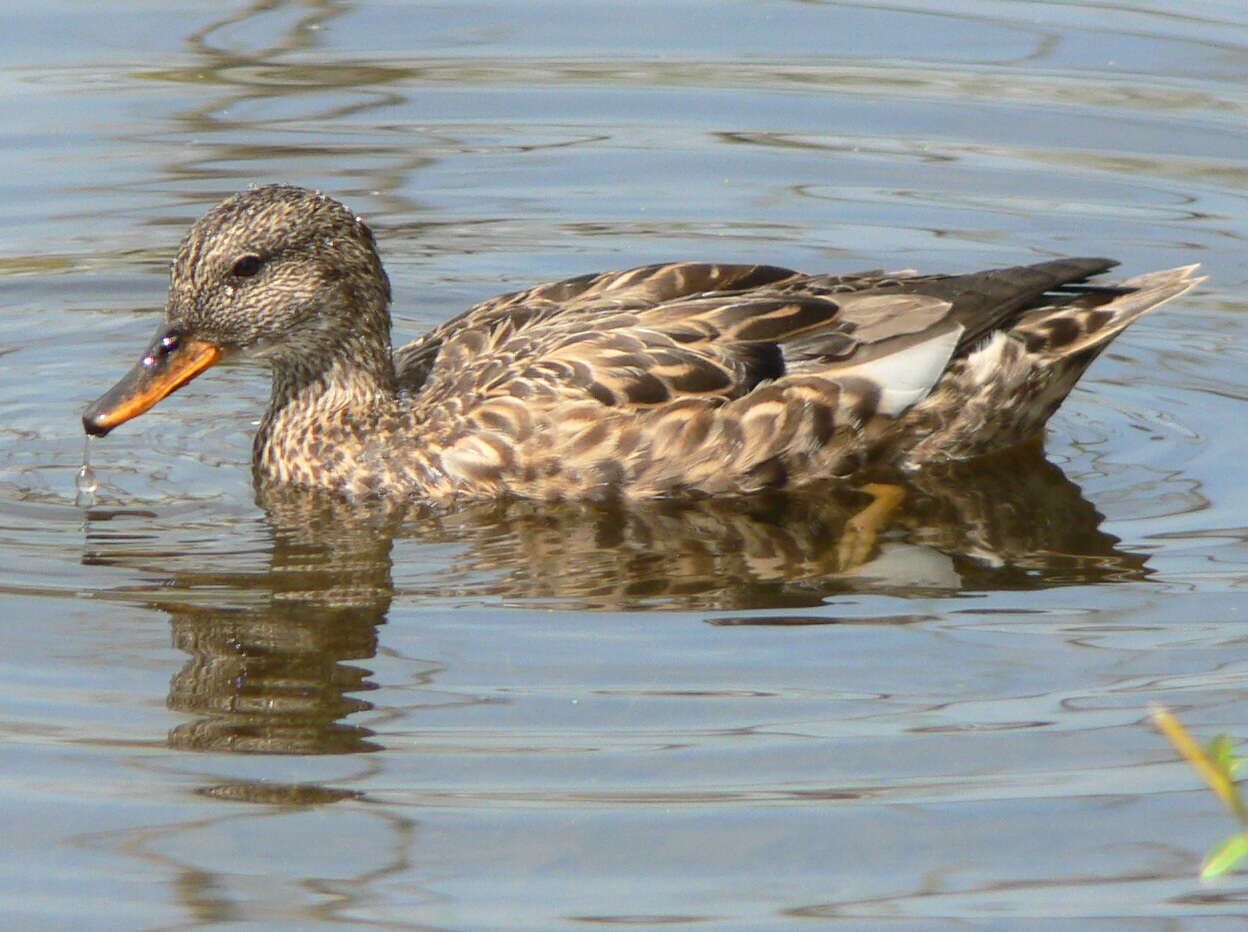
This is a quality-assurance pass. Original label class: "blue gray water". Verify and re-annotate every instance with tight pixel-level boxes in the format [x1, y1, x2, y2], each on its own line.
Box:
[2, 1, 1248, 927]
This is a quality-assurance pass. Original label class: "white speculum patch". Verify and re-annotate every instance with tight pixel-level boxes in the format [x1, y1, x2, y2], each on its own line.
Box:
[858, 324, 965, 417]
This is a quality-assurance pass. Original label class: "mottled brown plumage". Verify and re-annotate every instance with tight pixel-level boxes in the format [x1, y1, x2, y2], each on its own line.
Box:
[83, 184, 1201, 502]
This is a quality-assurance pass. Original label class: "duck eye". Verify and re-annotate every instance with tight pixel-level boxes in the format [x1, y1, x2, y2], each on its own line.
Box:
[231, 255, 264, 278]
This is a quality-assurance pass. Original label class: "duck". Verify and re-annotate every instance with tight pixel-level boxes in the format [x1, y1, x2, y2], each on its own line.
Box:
[83, 184, 1201, 503]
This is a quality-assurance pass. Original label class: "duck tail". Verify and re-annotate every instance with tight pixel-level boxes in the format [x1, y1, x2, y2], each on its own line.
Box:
[894, 264, 1203, 466]
[1012, 264, 1203, 360]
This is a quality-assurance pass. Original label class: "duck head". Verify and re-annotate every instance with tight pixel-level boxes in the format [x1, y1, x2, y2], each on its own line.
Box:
[83, 184, 391, 436]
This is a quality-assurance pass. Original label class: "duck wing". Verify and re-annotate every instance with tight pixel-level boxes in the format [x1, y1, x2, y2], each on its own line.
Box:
[394, 262, 803, 391]
[401, 262, 969, 413]
[399, 258, 1123, 411]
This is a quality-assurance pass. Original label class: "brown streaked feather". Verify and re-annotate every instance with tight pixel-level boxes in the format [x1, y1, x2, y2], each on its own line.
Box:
[394, 261, 804, 390]
[1011, 264, 1201, 358]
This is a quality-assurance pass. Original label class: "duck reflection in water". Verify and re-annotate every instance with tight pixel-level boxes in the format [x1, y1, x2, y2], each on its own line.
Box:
[82, 443, 1145, 756]
[378, 442, 1149, 608]
[158, 493, 401, 756]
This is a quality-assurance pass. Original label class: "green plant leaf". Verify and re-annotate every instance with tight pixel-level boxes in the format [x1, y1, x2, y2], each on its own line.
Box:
[1201, 832, 1248, 878]
[1207, 735, 1236, 775]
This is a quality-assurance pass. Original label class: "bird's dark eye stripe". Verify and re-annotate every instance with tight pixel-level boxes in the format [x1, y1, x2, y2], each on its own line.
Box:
[232, 254, 264, 277]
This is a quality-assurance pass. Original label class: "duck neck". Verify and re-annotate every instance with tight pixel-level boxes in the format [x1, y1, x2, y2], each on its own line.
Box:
[254, 312, 402, 489]
[267, 327, 398, 416]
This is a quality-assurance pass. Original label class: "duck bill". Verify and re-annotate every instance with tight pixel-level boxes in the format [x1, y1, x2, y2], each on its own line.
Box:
[83, 329, 223, 437]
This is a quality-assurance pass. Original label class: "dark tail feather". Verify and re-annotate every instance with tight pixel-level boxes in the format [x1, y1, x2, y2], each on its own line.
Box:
[918, 258, 1120, 346]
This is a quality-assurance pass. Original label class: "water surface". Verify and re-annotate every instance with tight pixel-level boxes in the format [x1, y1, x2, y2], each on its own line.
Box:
[3, 1, 1248, 928]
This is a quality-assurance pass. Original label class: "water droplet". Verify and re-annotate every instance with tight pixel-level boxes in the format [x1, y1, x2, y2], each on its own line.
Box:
[75, 464, 97, 496]
[75, 436, 98, 506]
